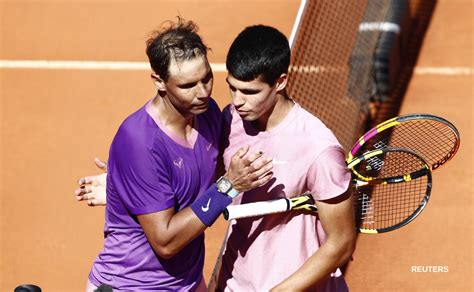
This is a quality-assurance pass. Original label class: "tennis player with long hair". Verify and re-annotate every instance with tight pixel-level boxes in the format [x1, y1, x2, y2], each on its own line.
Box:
[77, 18, 273, 291]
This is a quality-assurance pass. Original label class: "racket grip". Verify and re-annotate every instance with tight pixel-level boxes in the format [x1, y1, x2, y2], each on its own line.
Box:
[223, 198, 290, 221]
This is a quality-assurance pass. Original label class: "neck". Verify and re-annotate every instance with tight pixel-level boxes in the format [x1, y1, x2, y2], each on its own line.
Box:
[252, 92, 294, 131]
[151, 94, 195, 137]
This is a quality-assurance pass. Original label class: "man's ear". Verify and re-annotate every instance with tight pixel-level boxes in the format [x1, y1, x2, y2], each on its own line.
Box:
[151, 73, 166, 91]
[275, 73, 288, 92]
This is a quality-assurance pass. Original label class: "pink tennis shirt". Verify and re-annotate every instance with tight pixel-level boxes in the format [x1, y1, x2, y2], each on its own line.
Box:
[218, 102, 351, 291]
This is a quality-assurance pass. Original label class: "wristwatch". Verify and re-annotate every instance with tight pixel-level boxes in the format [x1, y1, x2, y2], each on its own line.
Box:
[216, 176, 240, 198]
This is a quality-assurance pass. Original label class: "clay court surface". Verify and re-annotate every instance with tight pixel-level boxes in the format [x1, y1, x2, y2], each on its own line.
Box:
[1, 0, 472, 291]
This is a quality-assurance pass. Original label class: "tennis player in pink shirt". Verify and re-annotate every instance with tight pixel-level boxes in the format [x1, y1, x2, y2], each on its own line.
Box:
[210, 25, 356, 291]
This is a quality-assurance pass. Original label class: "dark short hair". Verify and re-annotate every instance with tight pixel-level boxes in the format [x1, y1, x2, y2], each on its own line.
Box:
[226, 25, 291, 86]
[146, 17, 209, 81]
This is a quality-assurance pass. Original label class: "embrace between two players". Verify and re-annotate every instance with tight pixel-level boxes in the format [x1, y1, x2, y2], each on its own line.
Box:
[75, 17, 355, 292]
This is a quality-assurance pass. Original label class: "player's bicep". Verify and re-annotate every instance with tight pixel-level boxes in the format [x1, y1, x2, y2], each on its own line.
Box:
[308, 146, 351, 201]
[316, 187, 355, 242]
[138, 207, 174, 241]
[137, 207, 175, 257]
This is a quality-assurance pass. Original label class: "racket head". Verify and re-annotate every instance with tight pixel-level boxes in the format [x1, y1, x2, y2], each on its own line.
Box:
[348, 147, 431, 184]
[349, 148, 433, 233]
[347, 114, 460, 171]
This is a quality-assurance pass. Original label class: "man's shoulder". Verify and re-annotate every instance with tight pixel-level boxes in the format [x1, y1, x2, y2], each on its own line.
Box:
[113, 105, 157, 149]
[294, 104, 324, 125]
[292, 104, 342, 148]
[222, 103, 233, 112]
[221, 103, 233, 120]
[197, 97, 223, 127]
[293, 105, 333, 133]
[204, 97, 223, 117]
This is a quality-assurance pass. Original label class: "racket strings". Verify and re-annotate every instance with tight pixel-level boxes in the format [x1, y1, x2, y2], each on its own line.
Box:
[355, 150, 427, 180]
[390, 121, 456, 165]
[355, 176, 429, 231]
[358, 120, 458, 169]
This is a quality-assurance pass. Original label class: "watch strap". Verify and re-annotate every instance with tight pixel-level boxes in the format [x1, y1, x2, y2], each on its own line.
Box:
[216, 176, 240, 199]
[226, 187, 240, 199]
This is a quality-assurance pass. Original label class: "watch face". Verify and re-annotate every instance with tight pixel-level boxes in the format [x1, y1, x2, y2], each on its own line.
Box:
[218, 177, 232, 193]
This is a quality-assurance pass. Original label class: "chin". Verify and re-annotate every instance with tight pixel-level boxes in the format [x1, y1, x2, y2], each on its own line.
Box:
[240, 114, 257, 121]
[192, 106, 209, 115]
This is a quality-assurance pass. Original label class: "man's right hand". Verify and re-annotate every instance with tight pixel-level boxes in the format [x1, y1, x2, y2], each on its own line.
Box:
[75, 158, 108, 206]
[225, 146, 274, 193]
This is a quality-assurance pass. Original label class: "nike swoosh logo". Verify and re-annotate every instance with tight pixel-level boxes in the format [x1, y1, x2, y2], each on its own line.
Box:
[201, 198, 211, 212]
[273, 159, 287, 165]
[206, 142, 212, 151]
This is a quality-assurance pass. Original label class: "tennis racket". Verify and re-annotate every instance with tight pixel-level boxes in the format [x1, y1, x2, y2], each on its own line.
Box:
[224, 147, 432, 234]
[347, 113, 460, 170]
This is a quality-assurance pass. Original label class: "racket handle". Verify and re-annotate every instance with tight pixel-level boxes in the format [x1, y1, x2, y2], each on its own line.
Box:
[223, 198, 290, 220]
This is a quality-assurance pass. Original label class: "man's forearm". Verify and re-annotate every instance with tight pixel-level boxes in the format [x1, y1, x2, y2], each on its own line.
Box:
[271, 238, 355, 291]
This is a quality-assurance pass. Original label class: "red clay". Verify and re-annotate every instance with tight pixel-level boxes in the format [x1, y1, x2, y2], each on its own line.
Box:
[1, 1, 471, 291]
